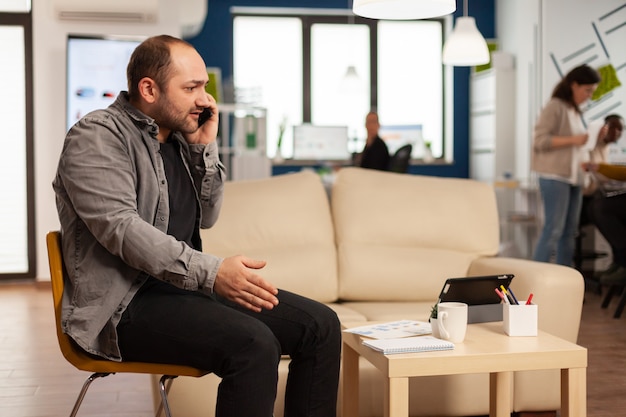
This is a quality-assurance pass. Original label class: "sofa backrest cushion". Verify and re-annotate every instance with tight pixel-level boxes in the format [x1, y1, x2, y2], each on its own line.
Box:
[332, 168, 500, 301]
[200, 171, 338, 302]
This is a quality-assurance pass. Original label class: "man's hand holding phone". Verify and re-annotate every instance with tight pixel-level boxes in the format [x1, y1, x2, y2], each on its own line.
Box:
[185, 93, 219, 145]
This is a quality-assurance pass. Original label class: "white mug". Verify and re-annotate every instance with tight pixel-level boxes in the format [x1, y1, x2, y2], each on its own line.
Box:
[436, 302, 468, 343]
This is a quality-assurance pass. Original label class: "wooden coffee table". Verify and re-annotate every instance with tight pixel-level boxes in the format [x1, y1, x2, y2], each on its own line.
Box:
[342, 321, 587, 417]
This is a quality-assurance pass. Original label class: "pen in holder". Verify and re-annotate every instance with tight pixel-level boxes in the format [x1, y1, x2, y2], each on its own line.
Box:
[503, 302, 538, 336]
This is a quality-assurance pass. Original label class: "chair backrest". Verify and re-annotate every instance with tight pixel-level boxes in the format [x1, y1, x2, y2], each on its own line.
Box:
[46, 232, 72, 356]
[46, 231, 95, 370]
[387, 144, 412, 173]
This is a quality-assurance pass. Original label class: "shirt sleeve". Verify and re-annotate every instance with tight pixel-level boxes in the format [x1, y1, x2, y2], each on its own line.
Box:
[533, 99, 562, 151]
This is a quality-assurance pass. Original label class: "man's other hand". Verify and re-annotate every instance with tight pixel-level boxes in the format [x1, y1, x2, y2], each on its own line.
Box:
[213, 255, 279, 312]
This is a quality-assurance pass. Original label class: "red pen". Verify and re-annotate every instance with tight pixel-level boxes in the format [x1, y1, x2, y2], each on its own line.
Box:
[526, 293, 534, 305]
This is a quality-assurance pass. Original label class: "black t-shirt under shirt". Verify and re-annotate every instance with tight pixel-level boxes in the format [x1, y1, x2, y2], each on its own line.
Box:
[159, 137, 198, 249]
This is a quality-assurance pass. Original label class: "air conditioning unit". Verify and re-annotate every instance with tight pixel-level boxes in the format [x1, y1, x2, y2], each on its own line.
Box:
[52, 0, 158, 23]
[181, 0, 208, 38]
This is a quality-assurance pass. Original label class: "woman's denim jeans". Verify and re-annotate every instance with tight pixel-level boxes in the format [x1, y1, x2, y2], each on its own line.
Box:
[533, 177, 582, 266]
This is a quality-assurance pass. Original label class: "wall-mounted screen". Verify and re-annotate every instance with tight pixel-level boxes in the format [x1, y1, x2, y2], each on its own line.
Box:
[66, 34, 143, 131]
[292, 124, 350, 160]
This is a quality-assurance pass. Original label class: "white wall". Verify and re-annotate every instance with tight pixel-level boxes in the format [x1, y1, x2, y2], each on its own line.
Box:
[496, 0, 541, 183]
[33, 0, 181, 280]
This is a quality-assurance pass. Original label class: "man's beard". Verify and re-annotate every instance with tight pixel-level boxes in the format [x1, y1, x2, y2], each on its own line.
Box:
[153, 96, 199, 134]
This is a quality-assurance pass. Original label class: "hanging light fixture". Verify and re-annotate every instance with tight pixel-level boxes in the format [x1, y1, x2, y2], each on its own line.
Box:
[344, 65, 359, 79]
[353, 0, 456, 20]
[340, 5, 362, 93]
[340, 65, 361, 93]
[442, 0, 489, 66]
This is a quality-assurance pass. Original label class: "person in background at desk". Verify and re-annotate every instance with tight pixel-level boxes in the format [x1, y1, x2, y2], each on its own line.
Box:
[582, 115, 626, 285]
[581, 113, 624, 207]
[531, 64, 600, 266]
[357, 111, 390, 171]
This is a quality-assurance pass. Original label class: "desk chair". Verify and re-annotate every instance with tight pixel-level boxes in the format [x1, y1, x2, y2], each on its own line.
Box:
[573, 198, 608, 297]
[601, 284, 626, 318]
[387, 144, 412, 173]
[46, 231, 210, 417]
[574, 198, 608, 275]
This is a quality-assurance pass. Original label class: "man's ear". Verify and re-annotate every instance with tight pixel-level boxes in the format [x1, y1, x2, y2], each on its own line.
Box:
[137, 77, 158, 104]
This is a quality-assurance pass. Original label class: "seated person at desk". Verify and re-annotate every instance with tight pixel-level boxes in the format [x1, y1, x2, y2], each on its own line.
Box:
[581, 114, 624, 222]
[582, 115, 626, 284]
[357, 111, 390, 171]
[582, 114, 624, 196]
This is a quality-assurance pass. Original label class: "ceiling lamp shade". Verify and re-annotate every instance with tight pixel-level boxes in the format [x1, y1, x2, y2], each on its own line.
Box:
[442, 16, 490, 66]
[353, 0, 456, 20]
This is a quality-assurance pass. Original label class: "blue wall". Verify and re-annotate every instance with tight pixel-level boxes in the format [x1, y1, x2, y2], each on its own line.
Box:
[187, 0, 495, 179]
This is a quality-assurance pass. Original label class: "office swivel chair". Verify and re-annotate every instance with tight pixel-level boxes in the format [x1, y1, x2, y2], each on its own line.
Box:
[46, 231, 210, 417]
[574, 198, 607, 296]
[387, 144, 412, 173]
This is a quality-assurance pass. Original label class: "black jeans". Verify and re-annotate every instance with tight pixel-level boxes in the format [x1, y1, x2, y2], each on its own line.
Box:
[117, 278, 341, 417]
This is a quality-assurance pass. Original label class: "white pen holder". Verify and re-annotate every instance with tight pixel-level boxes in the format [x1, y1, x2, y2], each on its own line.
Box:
[503, 302, 538, 336]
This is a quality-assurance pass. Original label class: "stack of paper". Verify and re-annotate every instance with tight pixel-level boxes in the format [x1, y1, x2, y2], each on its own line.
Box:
[343, 320, 432, 339]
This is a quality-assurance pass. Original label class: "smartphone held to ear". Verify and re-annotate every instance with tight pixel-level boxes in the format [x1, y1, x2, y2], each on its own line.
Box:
[198, 107, 213, 126]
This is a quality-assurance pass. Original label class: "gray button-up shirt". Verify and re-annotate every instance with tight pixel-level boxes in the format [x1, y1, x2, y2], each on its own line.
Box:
[53, 92, 225, 361]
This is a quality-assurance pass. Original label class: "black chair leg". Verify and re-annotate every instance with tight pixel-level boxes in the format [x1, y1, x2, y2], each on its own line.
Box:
[69, 372, 111, 417]
[155, 375, 178, 417]
[615, 291, 626, 318]
[601, 285, 621, 308]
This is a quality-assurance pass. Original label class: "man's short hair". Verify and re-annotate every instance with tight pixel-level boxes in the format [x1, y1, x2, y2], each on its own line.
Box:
[126, 35, 192, 100]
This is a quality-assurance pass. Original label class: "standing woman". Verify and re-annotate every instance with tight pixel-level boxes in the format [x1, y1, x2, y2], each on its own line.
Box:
[532, 64, 601, 265]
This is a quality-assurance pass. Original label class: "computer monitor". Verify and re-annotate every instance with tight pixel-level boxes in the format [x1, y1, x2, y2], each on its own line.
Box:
[66, 34, 144, 131]
[292, 124, 350, 160]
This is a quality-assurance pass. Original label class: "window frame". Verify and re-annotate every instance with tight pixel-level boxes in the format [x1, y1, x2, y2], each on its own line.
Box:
[0, 10, 35, 280]
[231, 7, 450, 161]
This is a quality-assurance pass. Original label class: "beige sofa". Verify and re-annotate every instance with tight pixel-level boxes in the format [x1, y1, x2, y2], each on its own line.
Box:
[157, 167, 585, 417]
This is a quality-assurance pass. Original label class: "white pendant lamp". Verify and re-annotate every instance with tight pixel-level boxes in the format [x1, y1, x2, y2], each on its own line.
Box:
[353, 0, 456, 20]
[442, 0, 489, 66]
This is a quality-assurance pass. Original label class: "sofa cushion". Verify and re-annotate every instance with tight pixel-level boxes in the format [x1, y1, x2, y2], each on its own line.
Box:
[332, 168, 500, 301]
[200, 171, 339, 302]
[326, 302, 369, 323]
[340, 301, 433, 322]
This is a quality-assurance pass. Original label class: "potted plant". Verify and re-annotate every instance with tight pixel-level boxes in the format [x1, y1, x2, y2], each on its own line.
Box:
[274, 116, 287, 162]
[429, 303, 438, 321]
[429, 303, 442, 338]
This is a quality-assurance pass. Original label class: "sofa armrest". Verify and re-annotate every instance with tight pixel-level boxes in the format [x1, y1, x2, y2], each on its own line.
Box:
[467, 257, 584, 342]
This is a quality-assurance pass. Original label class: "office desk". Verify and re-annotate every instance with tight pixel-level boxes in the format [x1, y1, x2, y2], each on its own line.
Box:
[341, 321, 587, 417]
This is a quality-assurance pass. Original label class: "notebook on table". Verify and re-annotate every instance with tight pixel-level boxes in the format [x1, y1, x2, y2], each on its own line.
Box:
[437, 274, 515, 323]
[362, 336, 454, 354]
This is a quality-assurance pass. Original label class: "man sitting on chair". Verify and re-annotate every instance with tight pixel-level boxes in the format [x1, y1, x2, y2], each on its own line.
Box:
[53, 35, 341, 417]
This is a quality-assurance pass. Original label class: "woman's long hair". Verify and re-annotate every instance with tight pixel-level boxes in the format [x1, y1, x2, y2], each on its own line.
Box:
[551, 64, 601, 114]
